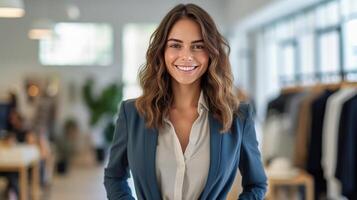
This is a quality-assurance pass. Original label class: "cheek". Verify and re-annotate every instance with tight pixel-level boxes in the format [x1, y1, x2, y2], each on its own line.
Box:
[164, 50, 177, 66]
[197, 52, 209, 68]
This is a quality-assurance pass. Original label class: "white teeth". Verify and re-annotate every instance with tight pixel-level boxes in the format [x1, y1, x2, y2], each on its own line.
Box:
[176, 65, 197, 71]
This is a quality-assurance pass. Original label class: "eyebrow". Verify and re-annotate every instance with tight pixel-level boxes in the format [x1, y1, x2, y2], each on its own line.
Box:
[167, 38, 204, 44]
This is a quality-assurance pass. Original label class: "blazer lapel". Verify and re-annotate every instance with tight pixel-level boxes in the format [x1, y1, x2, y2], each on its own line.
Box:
[145, 127, 162, 200]
[143, 114, 227, 200]
[199, 114, 224, 199]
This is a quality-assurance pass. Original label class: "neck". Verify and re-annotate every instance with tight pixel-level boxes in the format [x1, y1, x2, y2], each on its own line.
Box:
[171, 81, 201, 110]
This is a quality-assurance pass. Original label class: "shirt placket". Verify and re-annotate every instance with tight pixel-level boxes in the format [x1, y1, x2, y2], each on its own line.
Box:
[167, 121, 185, 200]
[166, 103, 205, 200]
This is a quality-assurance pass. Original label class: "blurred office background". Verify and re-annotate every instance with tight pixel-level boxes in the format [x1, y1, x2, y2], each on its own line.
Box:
[0, 0, 357, 199]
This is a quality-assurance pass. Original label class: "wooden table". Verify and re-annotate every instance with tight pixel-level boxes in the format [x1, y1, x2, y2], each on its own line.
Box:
[0, 145, 40, 200]
[266, 170, 314, 200]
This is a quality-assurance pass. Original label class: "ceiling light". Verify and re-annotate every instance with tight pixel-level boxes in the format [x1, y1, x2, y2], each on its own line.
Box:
[0, 0, 25, 18]
[28, 19, 54, 40]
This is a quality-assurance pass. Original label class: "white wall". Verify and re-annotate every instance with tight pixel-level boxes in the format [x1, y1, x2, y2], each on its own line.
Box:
[224, 0, 273, 28]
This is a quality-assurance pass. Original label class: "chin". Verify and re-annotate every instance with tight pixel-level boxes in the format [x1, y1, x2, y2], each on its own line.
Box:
[174, 77, 201, 86]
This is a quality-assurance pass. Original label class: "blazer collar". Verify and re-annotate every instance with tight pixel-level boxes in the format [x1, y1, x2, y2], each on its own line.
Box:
[144, 127, 162, 200]
[145, 113, 226, 200]
[199, 113, 225, 199]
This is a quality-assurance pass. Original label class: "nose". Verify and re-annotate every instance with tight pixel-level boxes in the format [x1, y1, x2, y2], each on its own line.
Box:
[180, 47, 193, 62]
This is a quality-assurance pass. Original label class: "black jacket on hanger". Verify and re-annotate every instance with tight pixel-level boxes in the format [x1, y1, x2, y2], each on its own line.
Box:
[335, 94, 357, 199]
[307, 89, 335, 199]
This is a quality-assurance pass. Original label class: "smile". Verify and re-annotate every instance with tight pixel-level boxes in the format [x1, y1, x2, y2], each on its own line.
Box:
[175, 65, 198, 72]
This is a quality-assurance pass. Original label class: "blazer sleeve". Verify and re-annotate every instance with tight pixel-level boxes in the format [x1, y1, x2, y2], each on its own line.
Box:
[238, 104, 267, 200]
[104, 102, 135, 200]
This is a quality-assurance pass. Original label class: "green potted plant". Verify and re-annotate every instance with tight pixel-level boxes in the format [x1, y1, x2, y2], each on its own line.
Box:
[82, 78, 123, 163]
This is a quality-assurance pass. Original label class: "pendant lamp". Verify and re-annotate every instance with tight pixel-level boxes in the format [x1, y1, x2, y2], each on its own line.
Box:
[0, 0, 25, 18]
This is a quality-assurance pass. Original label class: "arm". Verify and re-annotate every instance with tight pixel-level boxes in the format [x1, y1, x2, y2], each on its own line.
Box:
[238, 104, 267, 200]
[104, 102, 135, 200]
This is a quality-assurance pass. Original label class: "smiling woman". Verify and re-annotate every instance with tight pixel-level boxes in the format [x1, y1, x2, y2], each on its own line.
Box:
[164, 18, 209, 86]
[136, 4, 237, 132]
[104, 3, 267, 200]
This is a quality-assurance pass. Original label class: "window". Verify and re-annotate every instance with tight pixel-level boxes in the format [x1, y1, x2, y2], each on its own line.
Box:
[122, 24, 157, 99]
[279, 42, 297, 84]
[276, 21, 295, 41]
[315, 0, 340, 29]
[343, 19, 357, 71]
[296, 12, 316, 84]
[40, 23, 113, 66]
[299, 34, 315, 77]
[318, 31, 340, 74]
[341, 0, 357, 18]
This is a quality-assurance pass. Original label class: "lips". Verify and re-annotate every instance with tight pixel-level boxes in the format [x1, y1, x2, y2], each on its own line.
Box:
[175, 65, 198, 72]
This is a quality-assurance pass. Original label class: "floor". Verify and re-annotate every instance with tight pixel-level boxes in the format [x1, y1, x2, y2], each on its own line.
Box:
[44, 164, 106, 200]
[45, 162, 239, 200]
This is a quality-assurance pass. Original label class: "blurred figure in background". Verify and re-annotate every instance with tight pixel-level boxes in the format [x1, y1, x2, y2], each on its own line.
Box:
[0, 92, 52, 199]
[55, 119, 79, 175]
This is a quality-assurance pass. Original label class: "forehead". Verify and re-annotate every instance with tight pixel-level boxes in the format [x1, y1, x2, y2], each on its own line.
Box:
[167, 18, 203, 41]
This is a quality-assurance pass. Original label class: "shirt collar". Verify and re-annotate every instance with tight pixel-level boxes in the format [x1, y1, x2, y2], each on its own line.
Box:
[198, 90, 209, 112]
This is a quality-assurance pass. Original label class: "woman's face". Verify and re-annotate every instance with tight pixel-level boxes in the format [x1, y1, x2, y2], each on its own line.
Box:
[164, 18, 209, 86]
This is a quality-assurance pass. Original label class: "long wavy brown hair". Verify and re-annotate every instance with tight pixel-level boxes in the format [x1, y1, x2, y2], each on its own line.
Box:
[135, 3, 239, 133]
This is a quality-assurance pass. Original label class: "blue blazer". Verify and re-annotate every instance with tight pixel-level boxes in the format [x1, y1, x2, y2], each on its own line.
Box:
[104, 99, 267, 200]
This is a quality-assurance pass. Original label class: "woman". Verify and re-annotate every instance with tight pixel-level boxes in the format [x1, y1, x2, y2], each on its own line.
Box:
[104, 3, 267, 200]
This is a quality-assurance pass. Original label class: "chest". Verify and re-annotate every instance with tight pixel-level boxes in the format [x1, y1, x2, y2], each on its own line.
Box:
[169, 109, 199, 152]
[125, 112, 245, 197]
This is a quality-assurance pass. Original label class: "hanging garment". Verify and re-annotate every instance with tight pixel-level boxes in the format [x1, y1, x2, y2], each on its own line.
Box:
[293, 91, 323, 169]
[335, 94, 357, 199]
[322, 88, 357, 200]
[263, 92, 301, 164]
[307, 89, 336, 200]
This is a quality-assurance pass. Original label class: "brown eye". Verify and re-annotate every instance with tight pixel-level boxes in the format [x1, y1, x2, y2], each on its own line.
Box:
[168, 43, 181, 48]
[192, 44, 205, 50]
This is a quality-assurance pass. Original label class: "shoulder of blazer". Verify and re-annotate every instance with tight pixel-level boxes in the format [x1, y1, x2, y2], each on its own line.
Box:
[236, 102, 253, 122]
[120, 98, 140, 119]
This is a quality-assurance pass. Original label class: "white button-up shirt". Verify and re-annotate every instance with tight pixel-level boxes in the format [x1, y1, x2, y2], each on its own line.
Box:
[155, 92, 210, 200]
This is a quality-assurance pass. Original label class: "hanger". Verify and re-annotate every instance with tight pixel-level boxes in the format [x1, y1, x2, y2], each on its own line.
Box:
[340, 81, 357, 89]
[281, 85, 305, 94]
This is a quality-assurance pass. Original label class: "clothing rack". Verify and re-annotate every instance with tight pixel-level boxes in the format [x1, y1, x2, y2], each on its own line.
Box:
[265, 80, 357, 199]
[280, 81, 357, 94]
